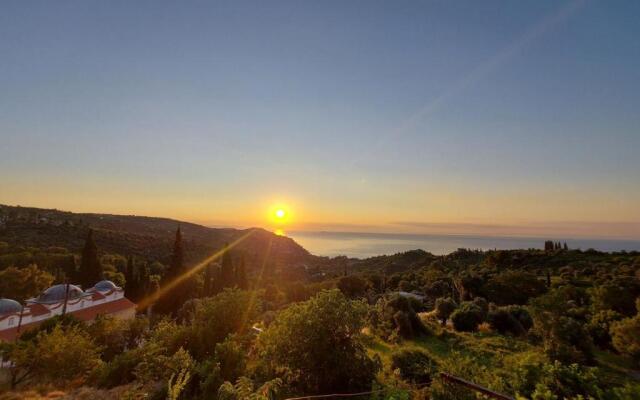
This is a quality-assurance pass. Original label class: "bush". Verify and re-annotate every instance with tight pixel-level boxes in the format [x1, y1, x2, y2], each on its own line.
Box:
[337, 275, 369, 298]
[610, 316, 640, 366]
[488, 308, 524, 336]
[488, 305, 532, 336]
[183, 289, 261, 360]
[214, 336, 246, 382]
[96, 349, 142, 388]
[435, 297, 457, 326]
[483, 271, 546, 306]
[451, 302, 483, 332]
[390, 349, 437, 384]
[504, 305, 533, 331]
[531, 361, 604, 399]
[393, 311, 414, 339]
[472, 297, 488, 320]
[370, 294, 429, 340]
[2, 325, 102, 388]
[544, 317, 594, 365]
[587, 310, 623, 349]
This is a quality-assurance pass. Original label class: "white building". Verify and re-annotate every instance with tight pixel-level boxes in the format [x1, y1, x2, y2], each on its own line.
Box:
[0, 280, 136, 342]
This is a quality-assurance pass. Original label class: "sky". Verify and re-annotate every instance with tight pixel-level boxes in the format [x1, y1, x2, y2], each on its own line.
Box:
[1, 0, 639, 239]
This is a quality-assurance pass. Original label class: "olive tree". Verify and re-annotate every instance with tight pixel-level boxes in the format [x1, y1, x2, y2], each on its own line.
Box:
[257, 289, 380, 394]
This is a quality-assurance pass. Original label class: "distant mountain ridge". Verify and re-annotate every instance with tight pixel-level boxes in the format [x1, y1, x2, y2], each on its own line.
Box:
[0, 204, 312, 270]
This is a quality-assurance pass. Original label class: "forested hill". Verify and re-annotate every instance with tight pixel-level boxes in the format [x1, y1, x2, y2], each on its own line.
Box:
[0, 204, 312, 270]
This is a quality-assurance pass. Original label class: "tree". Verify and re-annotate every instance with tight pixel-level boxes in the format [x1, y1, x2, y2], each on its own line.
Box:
[203, 262, 218, 296]
[483, 271, 546, 306]
[488, 307, 525, 336]
[611, 315, 640, 366]
[235, 256, 248, 290]
[215, 336, 247, 382]
[156, 227, 192, 314]
[220, 243, 235, 289]
[0, 264, 53, 301]
[591, 282, 640, 316]
[435, 297, 457, 326]
[124, 256, 136, 299]
[337, 275, 369, 298]
[390, 348, 437, 384]
[587, 310, 623, 349]
[530, 289, 595, 364]
[78, 229, 102, 288]
[451, 302, 484, 332]
[531, 361, 605, 400]
[182, 289, 260, 360]
[1, 325, 102, 388]
[257, 290, 380, 394]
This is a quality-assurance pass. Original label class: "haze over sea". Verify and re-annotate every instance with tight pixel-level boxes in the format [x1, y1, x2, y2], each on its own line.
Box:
[288, 231, 640, 259]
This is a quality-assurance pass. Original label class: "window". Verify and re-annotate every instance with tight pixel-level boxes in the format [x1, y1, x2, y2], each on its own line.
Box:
[8, 317, 15, 326]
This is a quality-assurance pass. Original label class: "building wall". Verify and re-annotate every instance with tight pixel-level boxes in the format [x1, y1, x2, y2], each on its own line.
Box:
[0, 289, 132, 332]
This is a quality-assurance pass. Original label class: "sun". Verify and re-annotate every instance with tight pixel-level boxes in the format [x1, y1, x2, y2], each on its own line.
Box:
[275, 209, 286, 219]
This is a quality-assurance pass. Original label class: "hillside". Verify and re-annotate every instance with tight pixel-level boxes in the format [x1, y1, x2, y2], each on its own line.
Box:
[0, 204, 312, 271]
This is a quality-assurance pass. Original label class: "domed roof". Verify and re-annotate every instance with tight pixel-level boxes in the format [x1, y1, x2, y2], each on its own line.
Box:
[0, 298, 22, 315]
[93, 280, 119, 292]
[36, 284, 87, 304]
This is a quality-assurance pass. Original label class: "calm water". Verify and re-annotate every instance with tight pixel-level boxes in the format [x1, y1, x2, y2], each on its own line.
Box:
[288, 231, 640, 258]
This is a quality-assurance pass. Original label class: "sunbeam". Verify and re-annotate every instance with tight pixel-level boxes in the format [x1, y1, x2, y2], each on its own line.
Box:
[136, 230, 256, 311]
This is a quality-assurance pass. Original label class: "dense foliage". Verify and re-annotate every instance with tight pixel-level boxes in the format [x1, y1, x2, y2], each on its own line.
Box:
[1, 211, 639, 399]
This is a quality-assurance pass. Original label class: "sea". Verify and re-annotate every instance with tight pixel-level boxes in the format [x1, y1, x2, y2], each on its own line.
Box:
[287, 231, 640, 259]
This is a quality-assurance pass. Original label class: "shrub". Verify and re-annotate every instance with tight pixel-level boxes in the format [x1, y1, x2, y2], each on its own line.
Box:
[488, 308, 524, 336]
[370, 294, 429, 340]
[544, 317, 594, 365]
[472, 297, 489, 319]
[587, 310, 623, 348]
[96, 349, 142, 388]
[504, 305, 533, 331]
[337, 275, 369, 298]
[488, 305, 532, 336]
[451, 302, 483, 332]
[530, 361, 604, 399]
[435, 297, 457, 326]
[483, 271, 546, 306]
[393, 311, 414, 339]
[2, 325, 102, 388]
[214, 336, 246, 382]
[390, 349, 437, 384]
[610, 315, 640, 366]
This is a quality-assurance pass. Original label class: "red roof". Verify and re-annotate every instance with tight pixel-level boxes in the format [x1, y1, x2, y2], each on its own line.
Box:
[0, 297, 136, 342]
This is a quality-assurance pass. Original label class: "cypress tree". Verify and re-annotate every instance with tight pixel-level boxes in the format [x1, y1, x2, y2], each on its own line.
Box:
[125, 256, 136, 299]
[170, 227, 185, 278]
[220, 243, 235, 289]
[157, 227, 190, 314]
[235, 255, 248, 290]
[138, 261, 150, 302]
[78, 229, 102, 288]
[203, 262, 215, 296]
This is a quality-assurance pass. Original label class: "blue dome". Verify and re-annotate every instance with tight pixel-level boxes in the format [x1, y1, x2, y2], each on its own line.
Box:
[36, 284, 86, 304]
[93, 280, 119, 291]
[0, 298, 22, 315]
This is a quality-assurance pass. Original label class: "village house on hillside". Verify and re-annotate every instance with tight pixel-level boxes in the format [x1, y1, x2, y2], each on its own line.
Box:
[0, 280, 136, 342]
